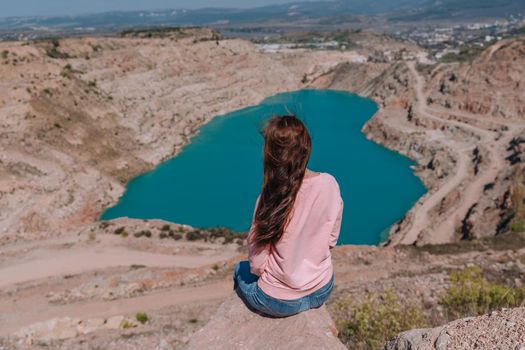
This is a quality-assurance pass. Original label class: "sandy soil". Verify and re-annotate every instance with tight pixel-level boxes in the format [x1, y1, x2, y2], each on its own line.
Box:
[0, 244, 237, 288]
[0, 223, 243, 336]
[0, 279, 233, 336]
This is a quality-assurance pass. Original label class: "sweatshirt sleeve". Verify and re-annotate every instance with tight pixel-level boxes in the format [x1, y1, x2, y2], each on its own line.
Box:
[329, 198, 344, 248]
[247, 195, 270, 276]
[325, 175, 343, 248]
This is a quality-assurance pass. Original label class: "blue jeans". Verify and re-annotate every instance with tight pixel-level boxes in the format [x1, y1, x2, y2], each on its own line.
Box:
[233, 260, 334, 317]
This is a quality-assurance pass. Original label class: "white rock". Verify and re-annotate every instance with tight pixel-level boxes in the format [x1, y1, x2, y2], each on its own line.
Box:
[15, 317, 81, 344]
[105, 315, 125, 329]
[77, 318, 105, 334]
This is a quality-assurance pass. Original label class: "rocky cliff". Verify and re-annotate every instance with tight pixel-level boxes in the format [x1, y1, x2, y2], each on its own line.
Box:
[1, 28, 525, 350]
[315, 37, 525, 245]
[1, 28, 397, 244]
[385, 307, 525, 350]
[2, 28, 522, 248]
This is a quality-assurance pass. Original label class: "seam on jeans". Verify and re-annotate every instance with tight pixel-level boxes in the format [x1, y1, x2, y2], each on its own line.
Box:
[310, 283, 333, 306]
[280, 299, 303, 305]
[242, 285, 260, 297]
[312, 289, 331, 297]
[311, 289, 332, 307]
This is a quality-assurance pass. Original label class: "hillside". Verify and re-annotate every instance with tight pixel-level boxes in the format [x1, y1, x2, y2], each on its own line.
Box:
[311, 36, 525, 245]
[0, 28, 524, 349]
[0, 27, 431, 246]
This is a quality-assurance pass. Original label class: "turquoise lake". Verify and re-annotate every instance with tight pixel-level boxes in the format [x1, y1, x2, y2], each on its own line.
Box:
[101, 90, 426, 245]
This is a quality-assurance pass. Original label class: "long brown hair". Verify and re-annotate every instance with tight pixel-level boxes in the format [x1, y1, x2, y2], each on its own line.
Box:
[252, 115, 312, 247]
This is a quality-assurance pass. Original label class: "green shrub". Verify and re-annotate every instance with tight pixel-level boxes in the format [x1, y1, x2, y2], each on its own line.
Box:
[45, 39, 72, 59]
[168, 230, 182, 240]
[46, 47, 70, 59]
[439, 46, 484, 63]
[301, 74, 308, 84]
[334, 291, 428, 349]
[510, 220, 525, 233]
[120, 26, 187, 38]
[439, 266, 525, 321]
[99, 221, 110, 229]
[510, 172, 525, 230]
[186, 230, 202, 241]
[1, 50, 8, 59]
[122, 320, 136, 329]
[135, 312, 149, 324]
[114, 227, 125, 235]
[208, 226, 236, 237]
[60, 64, 75, 78]
[133, 230, 152, 238]
[161, 224, 171, 231]
[113, 226, 128, 237]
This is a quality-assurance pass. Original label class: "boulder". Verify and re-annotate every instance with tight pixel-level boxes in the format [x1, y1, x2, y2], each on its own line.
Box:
[384, 307, 525, 350]
[14, 314, 141, 344]
[77, 318, 105, 334]
[104, 315, 125, 330]
[186, 293, 346, 350]
[15, 317, 80, 344]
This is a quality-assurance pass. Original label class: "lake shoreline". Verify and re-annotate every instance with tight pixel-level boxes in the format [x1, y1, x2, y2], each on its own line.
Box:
[102, 89, 427, 246]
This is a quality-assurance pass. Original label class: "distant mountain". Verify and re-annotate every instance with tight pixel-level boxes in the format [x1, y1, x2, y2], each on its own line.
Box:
[0, 1, 425, 31]
[390, 0, 525, 21]
[0, 0, 522, 34]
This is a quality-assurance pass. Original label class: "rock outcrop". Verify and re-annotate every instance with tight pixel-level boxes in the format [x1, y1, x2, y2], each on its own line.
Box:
[384, 307, 525, 350]
[185, 293, 346, 350]
[14, 315, 136, 345]
[427, 37, 525, 120]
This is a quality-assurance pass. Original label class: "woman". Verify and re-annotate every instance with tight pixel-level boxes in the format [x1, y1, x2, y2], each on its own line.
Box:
[233, 115, 344, 317]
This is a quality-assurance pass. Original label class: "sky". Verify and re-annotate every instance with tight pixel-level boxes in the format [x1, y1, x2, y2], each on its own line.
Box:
[1, 0, 308, 18]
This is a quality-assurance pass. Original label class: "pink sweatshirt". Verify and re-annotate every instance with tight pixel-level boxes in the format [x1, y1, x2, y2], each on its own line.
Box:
[248, 172, 344, 300]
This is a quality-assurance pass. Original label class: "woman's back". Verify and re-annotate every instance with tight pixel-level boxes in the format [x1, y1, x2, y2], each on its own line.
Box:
[248, 171, 344, 300]
[234, 115, 342, 317]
